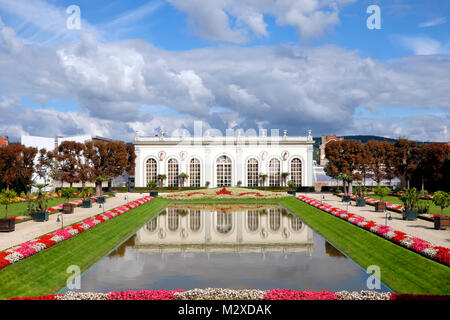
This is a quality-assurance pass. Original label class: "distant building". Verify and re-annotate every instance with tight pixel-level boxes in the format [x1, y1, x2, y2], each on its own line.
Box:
[0, 136, 8, 147]
[318, 135, 343, 166]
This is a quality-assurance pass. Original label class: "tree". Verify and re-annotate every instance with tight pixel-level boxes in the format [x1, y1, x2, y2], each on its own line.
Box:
[366, 140, 392, 186]
[157, 174, 167, 188]
[281, 172, 290, 186]
[55, 141, 85, 188]
[178, 173, 189, 187]
[416, 143, 450, 191]
[0, 143, 37, 191]
[432, 191, 450, 216]
[84, 141, 133, 195]
[259, 174, 268, 186]
[393, 138, 417, 188]
[0, 189, 17, 218]
[35, 149, 54, 185]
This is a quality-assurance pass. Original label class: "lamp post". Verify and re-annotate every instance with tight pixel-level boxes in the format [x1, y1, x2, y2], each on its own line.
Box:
[385, 211, 392, 226]
[56, 213, 64, 230]
[99, 203, 105, 213]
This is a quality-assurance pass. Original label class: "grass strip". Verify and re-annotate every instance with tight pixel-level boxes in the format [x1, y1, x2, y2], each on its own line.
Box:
[0, 198, 168, 299]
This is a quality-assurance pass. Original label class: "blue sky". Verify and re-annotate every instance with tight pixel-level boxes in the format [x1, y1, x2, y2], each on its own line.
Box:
[0, 0, 449, 142]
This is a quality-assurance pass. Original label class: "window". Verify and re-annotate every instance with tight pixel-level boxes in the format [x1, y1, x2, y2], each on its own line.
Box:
[291, 158, 302, 187]
[216, 155, 232, 187]
[146, 158, 157, 185]
[269, 158, 281, 186]
[247, 210, 259, 232]
[146, 218, 157, 232]
[189, 158, 201, 187]
[167, 208, 179, 232]
[247, 158, 259, 187]
[190, 210, 201, 232]
[291, 216, 303, 231]
[217, 212, 232, 234]
[269, 208, 281, 231]
[168, 159, 179, 187]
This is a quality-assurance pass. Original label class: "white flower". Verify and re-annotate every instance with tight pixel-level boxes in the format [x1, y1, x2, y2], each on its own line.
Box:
[4, 251, 24, 263]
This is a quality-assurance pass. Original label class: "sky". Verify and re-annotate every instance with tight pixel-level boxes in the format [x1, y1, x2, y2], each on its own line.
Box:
[0, 0, 449, 143]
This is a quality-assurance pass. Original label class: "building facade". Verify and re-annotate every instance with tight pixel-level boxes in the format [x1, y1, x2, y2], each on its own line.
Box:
[134, 131, 314, 188]
[318, 135, 343, 166]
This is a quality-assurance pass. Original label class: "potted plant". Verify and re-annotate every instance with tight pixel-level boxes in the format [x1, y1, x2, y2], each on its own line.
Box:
[281, 172, 290, 187]
[432, 191, 450, 229]
[287, 180, 296, 195]
[60, 187, 76, 214]
[236, 180, 242, 188]
[205, 181, 210, 188]
[148, 180, 158, 197]
[400, 188, 422, 220]
[178, 173, 189, 188]
[374, 186, 390, 212]
[157, 174, 167, 188]
[353, 184, 366, 207]
[0, 189, 17, 232]
[28, 191, 49, 222]
[259, 174, 268, 187]
[81, 187, 94, 208]
[417, 200, 430, 214]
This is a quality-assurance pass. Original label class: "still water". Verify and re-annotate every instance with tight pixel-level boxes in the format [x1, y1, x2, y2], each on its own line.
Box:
[68, 204, 390, 293]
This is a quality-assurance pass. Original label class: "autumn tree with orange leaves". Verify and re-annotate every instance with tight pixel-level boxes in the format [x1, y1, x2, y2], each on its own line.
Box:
[0, 143, 37, 191]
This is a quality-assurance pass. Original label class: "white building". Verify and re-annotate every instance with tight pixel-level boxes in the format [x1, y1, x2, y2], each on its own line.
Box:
[133, 130, 314, 188]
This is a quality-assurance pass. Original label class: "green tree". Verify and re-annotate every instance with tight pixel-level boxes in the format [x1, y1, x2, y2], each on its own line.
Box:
[432, 191, 450, 216]
[0, 189, 17, 218]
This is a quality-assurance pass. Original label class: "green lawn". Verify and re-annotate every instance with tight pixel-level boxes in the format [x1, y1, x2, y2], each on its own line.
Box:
[0, 198, 81, 219]
[0, 196, 449, 299]
[370, 195, 450, 216]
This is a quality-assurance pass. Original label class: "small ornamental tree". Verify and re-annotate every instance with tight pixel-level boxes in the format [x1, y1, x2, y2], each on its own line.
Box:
[0, 143, 37, 191]
[400, 188, 423, 211]
[281, 172, 290, 186]
[432, 191, 450, 216]
[178, 173, 189, 187]
[157, 174, 167, 188]
[0, 189, 17, 219]
[259, 174, 268, 186]
[374, 186, 390, 202]
[55, 141, 85, 188]
[287, 180, 296, 190]
[60, 187, 77, 202]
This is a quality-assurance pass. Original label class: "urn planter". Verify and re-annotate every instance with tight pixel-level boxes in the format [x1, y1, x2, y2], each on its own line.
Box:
[0, 218, 15, 232]
[375, 201, 386, 212]
[33, 211, 49, 222]
[82, 199, 92, 208]
[402, 209, 418, 221]
[342, 195, 351, 202]
[434, 216, 450, 230]
[149, 191, 158, 197]
[62, 203, 74, 214]
[287, 190, 296, 195]
[96, 196, 106, 204]
[356, 198, 366, 207]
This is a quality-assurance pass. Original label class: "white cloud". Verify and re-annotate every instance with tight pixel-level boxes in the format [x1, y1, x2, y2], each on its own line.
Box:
[395, 35, 450, 55]
[167, 0, 355, 42]
[419, 17, 446, 28]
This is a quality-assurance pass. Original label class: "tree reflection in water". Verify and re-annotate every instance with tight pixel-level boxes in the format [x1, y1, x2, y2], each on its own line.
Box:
[110, 235, 137, 257]
[324, 241, 346, 259]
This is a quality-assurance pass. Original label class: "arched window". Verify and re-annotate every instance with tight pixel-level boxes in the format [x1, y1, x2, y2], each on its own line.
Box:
[217, 212, 232, 234]
[167, 208, 179, 232]
[190, 210, 201, 232]
[189, 158, 201, 187]
[168, 159, 179, 187]
[247, 158, 259, 187]
[269, 208, 281, 231]
[146, 158, 157, 185]
[291, 158, 302, 187]
[216, 155, 232, 187]
[269, 158, 281, 186]
[247, 210, 259, 232]
[146, 218, 157, 232]
[290, 216, 303, 231]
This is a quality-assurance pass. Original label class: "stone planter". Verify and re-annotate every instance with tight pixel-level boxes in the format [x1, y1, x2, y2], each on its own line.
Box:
[33, 211, 49, 222]
[96, 196, 106, 204]
[62, 203, 74, 214]
[342, 195, 351, 202]
[287, 190, 296, 195]
[149, 191, 158, 197]
[356, 198, 366, 207]
[375, 201, 386, 212]
[82, 199, 92, 208]
[403, 209, 418, 221]
[0, 218, 15, 232]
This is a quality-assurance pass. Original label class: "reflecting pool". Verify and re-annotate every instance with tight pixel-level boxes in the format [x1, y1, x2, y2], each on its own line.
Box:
[68, 204, 391, 293]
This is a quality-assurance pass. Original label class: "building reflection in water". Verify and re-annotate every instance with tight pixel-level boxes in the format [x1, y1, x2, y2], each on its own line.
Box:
[133, 205, 314, 255]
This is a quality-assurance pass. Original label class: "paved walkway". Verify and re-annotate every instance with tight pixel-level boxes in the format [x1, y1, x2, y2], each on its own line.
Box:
[0, 193, 146, 251]
[301, 193, 450, 248]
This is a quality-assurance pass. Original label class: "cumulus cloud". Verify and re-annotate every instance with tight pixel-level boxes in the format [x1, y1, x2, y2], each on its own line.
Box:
[395, 35, 450, 55]
[167, 0, 355, 42]
[1, 19, 449, 143]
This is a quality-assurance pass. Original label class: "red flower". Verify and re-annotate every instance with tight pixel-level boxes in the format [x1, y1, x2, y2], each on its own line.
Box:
[433, 246, 450, 265]
[216, 188, 232, 195]
[9, 295, 59, 300]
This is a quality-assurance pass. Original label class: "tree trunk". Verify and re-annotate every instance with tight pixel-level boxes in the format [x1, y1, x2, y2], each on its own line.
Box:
[407, 180, 410, 189]
[108, 180, 112, 192]
[4, 205, 7, 219]
[348, 181, 353, 195]
[95, 181, 102, 196]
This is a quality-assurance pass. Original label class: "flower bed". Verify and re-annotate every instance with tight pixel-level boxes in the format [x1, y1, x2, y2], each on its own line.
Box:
[0, 196, 153, 272]
[161, 188, 288, 200]
[297, 194, 450, 267]
[263, 289, 339, 300]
